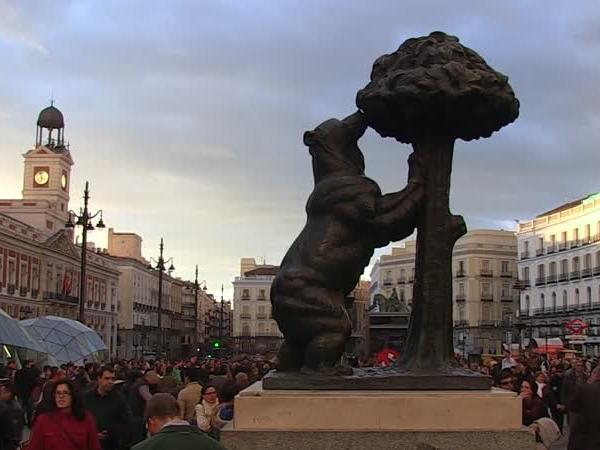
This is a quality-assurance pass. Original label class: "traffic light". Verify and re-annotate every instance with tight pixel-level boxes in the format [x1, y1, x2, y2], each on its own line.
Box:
[212, 340, 221, 349]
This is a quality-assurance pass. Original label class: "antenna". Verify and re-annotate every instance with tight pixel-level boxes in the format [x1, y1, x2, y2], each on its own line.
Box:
[50, 89, 55, 106]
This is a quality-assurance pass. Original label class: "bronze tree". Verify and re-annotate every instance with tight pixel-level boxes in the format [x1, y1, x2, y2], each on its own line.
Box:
[357, 31, 519, 370]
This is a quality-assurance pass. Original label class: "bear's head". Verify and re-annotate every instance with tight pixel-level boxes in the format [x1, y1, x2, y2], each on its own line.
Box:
[303, 111, 368, 183]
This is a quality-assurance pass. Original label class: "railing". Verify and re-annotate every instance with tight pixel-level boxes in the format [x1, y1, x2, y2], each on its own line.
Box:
[570, 240, 581, 249]
[546, 274, 557, 284]
[480, 294, 493, 302]
[480, 270, 493, 277]
[455, 294, 466, 301]
[535, 277, 546, 286]
[594, 266, 600, 276]
[240, 313, 251, 319]
[397, 277, 406, 284]
[558, 242, 567, 251]
[521, 251, 530, 260]
[456, 270, 466, 278]
[582, 268, 592, 278]
[454, 320, 469, 327]
[519, 309, 531, 318]
[547, 245, 556, 254]
[19, 286, 27, 296]
[240, 295, 250, 301]
[478, 320, 498, 327]
[558, 273, 568, 282]
[536, 248, 544, 257]
[256, 314, 268, 319]
[501, 295, 513, 302]
[31, 289, 39, 299]
[570, 270, 581, 280]
[500, 271, 513, 278]
[407, 276, 414, 283]
[256, 295, 267, 301]
[383, 278, 393, 286]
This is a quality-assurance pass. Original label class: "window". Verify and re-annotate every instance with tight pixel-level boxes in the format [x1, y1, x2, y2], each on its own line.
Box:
[585, 254, 592, 270]
[20, 261, 28, 288]
[549, 261, 556, 275]
[242, 289, 249, 298]
[573, 256, 580, 272]
[562, 291, 567, 308]
[561, 259, 568, 275]
[501, 283, 510, 298]
[549, 235, 556, 245]
[458, 260, 465, 273]
[524, 241, 529, 254]
[481, 282, 491, 298]
[540, 293, 545, 310]
[31, 266, 39, 291]
[561, 231, 567, 242]
[258, 323, 265, 334]
[537, 264, 545, 278]
[242, 323, 250, 336]
[399, 268, 406, 281]
[8, 259, 15, 284]
[458, 304, 466, 321]
[573, 228, 579, 241]
[481, 259, 490, 272]
[259, 289, 266, 298]
[524, 295, 530, 312]
[587, 286, 592, 305]
[538, 237, 544, 249]
[501, 261, 509, 274]
[585, 224, 591, 240]
[551, 292, 557, 310]
[258, 305, 265, 315]
[481, 304, 492, 321]
[575, 288, 580, 306]
[522, 267, 530, 281]
[458, 282, 465, 296]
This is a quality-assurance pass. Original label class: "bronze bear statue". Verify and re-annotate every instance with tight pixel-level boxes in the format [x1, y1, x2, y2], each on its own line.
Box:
[271, 111, 424, 373]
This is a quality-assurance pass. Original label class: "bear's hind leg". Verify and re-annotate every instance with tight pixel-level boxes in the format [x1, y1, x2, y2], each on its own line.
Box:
[276, 340, 305, 372]
[303, 332, 351, 375]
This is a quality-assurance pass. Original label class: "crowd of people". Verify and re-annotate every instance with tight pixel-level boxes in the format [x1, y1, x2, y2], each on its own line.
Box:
[2, 350, 600, 450]
[0, 356, 274, 450]
[462, 349, 600, 450]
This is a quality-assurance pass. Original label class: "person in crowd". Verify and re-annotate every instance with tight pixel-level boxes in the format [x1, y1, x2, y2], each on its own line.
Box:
[548, 364, 565, 430]
[14, 359, 40, 426]
[84, 366, 133, 450]
[234, 371, 250, 391]
[129, 369, 160, 444]
[0, 382, 24, 450]
[561, 358, 588, 428]
[567, 366, 600, 450]
[5, 360, 17, 383]
[132, 393, 225, 450]
[177, 367, 203, 422]
[521, 379, 547, 426]
[27, 379, 101, 450]
[158, 365, 180, 398]
[211, 382, 239, 435]
[195, 384, 219, 434]
[497, 373, 516, 393]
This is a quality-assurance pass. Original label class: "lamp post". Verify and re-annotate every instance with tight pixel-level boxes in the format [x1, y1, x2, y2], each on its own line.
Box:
[65, 181, 105, 324]
[148, 238, 174, 357]
[191, 266, 207, 353]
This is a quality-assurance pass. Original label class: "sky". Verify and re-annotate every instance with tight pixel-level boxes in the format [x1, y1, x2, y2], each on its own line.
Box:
[1, 1, 600, 300]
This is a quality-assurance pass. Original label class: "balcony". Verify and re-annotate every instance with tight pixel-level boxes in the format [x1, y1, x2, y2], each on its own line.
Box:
[383, 278, 393, 286]
[256, 314, 268, 319]
[407, 276, 414, 283]
[455, 270, 466, 278]
[582, 268, 592, 278]
[558, 273, 569, 282]
[7, 284, 15, 295]
[240, 295, 250, 301]
[535, 277, 546, 286]
[535, 248, 544, 257]
[570, 240, 581, 249]
[594, 266, 600, 276]
[256, 295, 267, 301]
[480, 294, 493, 302]
[515, 279, 530, 289]
[478, 320, 498, 327]
[19, 286, 27, 297]
[31, 289, 39, 299]
[546, 245, 556, 254]
[454, 320, 469, 327]
[455, 294, 466, 302]
[546, 274, 557, 284]
[397, 277, 406, 284]
[500, 271, 513, 278]
[570, 270, 581, 280]
[519, 309, 531, 318]
[240, 313, 251, 319]
[521, 251, 530, 260]
[501, 295, 513, 302]
[558, 243, 567, 251]
[480, 270, 493, 277]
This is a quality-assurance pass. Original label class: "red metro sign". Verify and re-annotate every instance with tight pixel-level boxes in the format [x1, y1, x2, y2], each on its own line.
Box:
[565, 319, 589, 335]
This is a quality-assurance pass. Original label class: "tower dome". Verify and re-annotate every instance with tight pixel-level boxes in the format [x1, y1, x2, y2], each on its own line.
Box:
[37, 104, 64, 129]
[36, 103, 66, 149]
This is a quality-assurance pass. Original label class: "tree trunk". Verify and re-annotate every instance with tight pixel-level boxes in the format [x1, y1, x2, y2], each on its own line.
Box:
[399, 136, 466, 370]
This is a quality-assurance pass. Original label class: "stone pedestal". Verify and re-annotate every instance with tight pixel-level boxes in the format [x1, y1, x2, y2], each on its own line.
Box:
[220, 382, 535, 450]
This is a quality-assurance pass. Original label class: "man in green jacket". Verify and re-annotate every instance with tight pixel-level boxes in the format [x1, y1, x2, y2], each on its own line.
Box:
[132, 393, 226, 450]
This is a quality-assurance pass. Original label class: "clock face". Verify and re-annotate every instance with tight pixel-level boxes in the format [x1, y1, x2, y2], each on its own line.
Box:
[34, 170, 49, 186]
[61, 174, 67, 189]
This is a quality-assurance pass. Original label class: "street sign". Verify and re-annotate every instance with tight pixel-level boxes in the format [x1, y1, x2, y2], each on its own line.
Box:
[565, 319, 589, 335]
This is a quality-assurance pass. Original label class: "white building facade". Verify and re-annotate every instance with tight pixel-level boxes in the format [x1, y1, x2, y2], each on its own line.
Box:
[517, 194, 600, 356]
[232, 258, 282, 353]
[370, 229, 518, 355]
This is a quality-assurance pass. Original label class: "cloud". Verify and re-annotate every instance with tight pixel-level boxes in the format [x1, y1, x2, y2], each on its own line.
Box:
[1, 0, 600, 298]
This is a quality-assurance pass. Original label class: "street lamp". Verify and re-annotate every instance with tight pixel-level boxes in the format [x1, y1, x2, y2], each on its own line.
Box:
[191, 265, 207, 352]
[65, 181, 105, 324]
[148, 238, 174, 356]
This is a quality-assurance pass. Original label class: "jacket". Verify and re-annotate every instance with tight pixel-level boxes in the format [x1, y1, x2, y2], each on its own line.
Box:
[567, 382, 600, 450]
[83, 388, 133, 449]
[27, 410, 101, 450]
[0, 399, 24, 450]
[177, 382, 202, 421]
[131, 424, 226, 450]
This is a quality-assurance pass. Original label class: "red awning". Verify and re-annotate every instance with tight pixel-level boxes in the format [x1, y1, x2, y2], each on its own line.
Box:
[531, 337, 564, 354]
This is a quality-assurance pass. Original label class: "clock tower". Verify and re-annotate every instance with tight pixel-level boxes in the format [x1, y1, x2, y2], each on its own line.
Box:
[22, 103, 73, 223]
